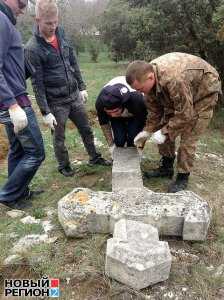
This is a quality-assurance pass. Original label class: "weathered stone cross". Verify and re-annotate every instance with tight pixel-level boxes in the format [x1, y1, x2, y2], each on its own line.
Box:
[58, 147, 211, 289]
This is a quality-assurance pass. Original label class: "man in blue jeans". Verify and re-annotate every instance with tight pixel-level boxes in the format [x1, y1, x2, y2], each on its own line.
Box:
[0, 0, 45, 209]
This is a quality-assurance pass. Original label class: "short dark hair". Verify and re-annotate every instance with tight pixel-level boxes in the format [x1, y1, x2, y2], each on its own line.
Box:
[126, 61, 154, 85]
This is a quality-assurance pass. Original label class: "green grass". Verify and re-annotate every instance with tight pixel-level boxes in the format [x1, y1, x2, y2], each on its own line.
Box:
[1, 51, 224, 299]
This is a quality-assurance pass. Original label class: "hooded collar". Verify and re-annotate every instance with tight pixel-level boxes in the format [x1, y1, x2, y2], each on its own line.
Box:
[0, 1, 16, 25]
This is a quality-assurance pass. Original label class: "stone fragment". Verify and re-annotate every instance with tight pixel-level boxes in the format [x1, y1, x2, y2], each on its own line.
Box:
[11, 234, 49, 254]
[20, 216, 40, 224]
[4, 254, 24, 266]
[113, 219, 159, 242]
[6, 210, 25, 218]
[105, 237, 171, 290]
[112, 147, 143, 192]
[58, 188, 113, 237]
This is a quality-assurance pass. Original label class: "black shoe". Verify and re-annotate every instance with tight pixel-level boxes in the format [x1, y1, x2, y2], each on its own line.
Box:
[23, 189, 45, 200]
[168, 173, 190, 193]
[0, 200, 31, 210]
[89, 157, 112, 166]
[144, 156, 175, 179]
[59, 166, 75, 177]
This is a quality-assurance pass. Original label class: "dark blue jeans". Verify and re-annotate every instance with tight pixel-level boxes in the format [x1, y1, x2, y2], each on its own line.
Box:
[111, 117, 145, 147]
[0, 106, 45, 202]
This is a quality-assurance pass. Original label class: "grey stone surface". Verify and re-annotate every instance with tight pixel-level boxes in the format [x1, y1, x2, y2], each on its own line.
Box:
[105, 237, 171, 290]
[58, 187, 210, 241]
[58, 188, 113, 237]
[110, 189, 211, 240]
[113, 219, 159, 242]
[6, 210, 25, 218]
[4, 254, 24, 266]
[11, 234, 49, 254]
[112, 147, 143, 192]
[58, 148, 211, 241]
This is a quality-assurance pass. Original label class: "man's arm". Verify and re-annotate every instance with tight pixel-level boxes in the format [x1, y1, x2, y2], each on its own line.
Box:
[69, 47, 86, 91]
[24, 48, 51, 115]
[0, 17, 17, 108]
[161, 78, 194, 141]
[144, 93, 164, 133]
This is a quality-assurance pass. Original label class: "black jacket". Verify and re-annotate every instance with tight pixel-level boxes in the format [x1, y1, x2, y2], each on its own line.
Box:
[96, 84, 147, 125]
[25, 26, 86, 115]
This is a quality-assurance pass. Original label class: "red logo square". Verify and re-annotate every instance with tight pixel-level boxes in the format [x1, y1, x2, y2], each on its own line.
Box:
[51, 279, 59, 287]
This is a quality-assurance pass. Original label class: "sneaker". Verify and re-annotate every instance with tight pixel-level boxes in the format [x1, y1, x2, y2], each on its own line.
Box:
[59, 166, 75, 177]
[88, 157, 112, 166]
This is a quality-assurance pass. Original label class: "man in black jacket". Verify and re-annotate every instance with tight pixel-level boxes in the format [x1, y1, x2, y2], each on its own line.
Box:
[96, 76, 147, 156]
[25, 0, 110, 177]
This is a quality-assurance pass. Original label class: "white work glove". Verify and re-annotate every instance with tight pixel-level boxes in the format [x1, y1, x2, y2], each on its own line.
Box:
[80, 90, 88, 103]
[150, 130, 166, 144]
[109, 144, 115, 159]
[134, 130, 150, 148]
[9, 104, 28, 133]
[43, 113, 57, 130]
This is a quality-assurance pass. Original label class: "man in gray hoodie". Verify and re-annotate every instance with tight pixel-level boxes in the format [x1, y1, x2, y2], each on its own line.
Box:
[0, 0, 45, 208]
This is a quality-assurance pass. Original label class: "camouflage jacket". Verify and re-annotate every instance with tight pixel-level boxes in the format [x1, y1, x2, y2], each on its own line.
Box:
[144, 52, 221, 140]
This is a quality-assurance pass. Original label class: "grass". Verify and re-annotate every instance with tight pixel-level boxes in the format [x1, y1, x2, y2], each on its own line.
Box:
[0, 51, 224, 299]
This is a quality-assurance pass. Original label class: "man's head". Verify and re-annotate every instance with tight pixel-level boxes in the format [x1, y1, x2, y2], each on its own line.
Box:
[35, 0, 58, 40]
[4, 0, 28, 17]
[126, 61, 155, 94]
[101, 84, 130, 117]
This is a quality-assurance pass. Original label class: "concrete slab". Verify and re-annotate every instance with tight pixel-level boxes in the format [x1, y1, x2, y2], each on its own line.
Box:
[105, 237, 171, 290]
[58, 148, 211, 241]
[58, 188, 113, 237]
[112, 147, 143, 192]
[113, 219, 159, 242]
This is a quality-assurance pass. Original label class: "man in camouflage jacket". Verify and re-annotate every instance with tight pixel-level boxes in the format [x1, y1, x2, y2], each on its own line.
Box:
[126, 52, 221, 192]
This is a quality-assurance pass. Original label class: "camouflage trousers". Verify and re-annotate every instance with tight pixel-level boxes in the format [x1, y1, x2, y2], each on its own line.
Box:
[158, 94, 218, 173]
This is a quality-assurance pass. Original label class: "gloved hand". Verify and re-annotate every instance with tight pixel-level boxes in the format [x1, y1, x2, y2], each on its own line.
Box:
[9, 104, 28, 133]
[80, 90, 88, 103]
[134, 130, 150, 148]
[150, 130, 166, 144]
[43, 113, 57, 130]
[109, 143, 115, 159]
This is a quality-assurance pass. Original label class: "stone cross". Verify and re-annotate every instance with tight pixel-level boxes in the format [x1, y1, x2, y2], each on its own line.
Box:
[58, 147, 211, 289]
[58, 147, 211, 241]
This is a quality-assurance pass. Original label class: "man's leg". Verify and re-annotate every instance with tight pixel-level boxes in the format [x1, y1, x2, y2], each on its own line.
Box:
[50, 104, 72, 173]
[0, 107, 45, 203]
[126, 118, 145, 147]
[168, 99, 216, 193]
[144, 136, 176, 179]
[110, 118, 127, 147]
[69, 97, 111, 166]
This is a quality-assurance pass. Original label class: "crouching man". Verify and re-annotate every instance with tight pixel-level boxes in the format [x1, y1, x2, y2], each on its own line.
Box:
[95, 76, 147, 157]
[126, 52, 221, 192]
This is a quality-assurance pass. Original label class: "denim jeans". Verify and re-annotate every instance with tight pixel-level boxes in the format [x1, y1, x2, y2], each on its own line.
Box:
[111, 117, 145, 147]
[0, 106, 45, 202]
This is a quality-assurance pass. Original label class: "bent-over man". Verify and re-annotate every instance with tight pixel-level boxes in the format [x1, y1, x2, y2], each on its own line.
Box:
[126, 52, 221, 192]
